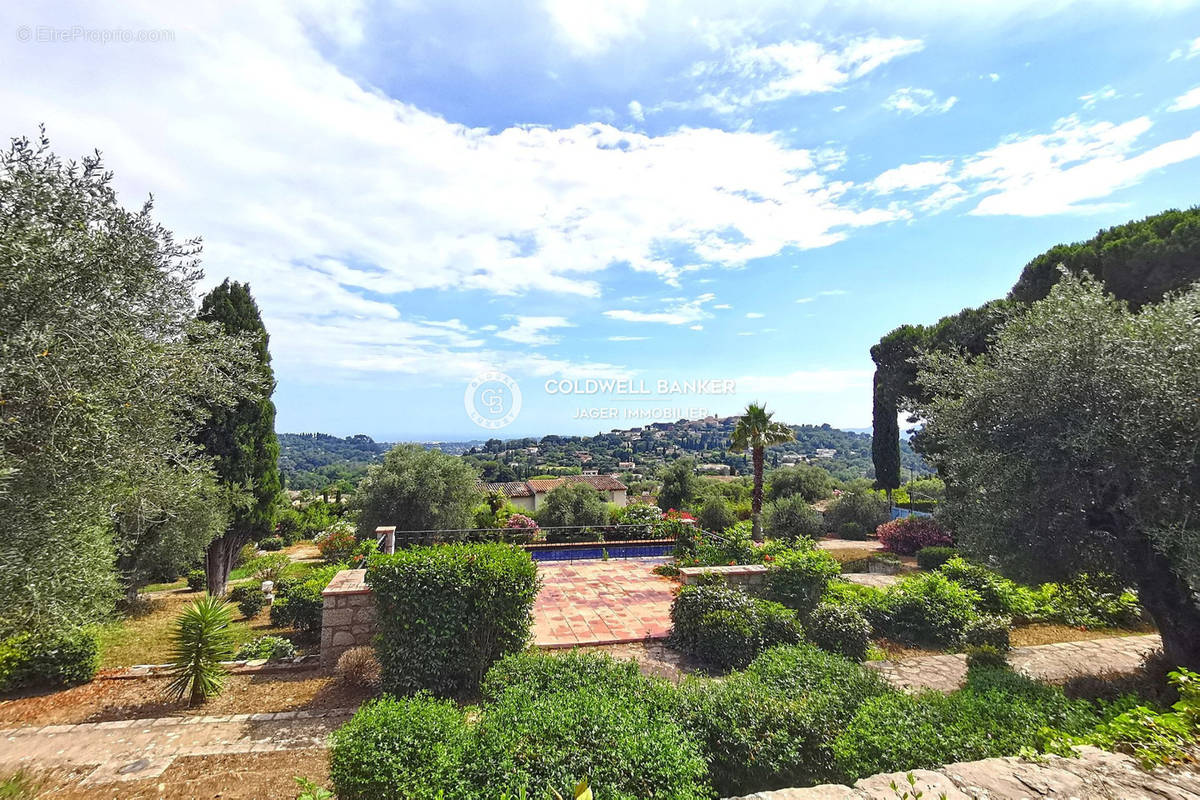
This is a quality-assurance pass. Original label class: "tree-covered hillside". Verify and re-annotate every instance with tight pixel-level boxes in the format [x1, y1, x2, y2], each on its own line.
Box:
[278, 433, 391, 490]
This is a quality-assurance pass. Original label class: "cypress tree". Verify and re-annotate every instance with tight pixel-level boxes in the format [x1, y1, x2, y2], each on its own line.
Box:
[195, 280, 281, 595]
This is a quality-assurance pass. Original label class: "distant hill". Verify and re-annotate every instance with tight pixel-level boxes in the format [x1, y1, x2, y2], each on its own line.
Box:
[278, 433, 391, 490]
[278, 420, 930, 491]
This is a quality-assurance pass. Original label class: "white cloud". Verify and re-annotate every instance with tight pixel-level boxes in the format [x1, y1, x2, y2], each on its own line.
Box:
[820, 289, 849, 296]
[965, 115, 1200, 216]
[543, 0, 648, 55]
[605, 293, 717, 325]
[795, 296, 814, 303]
[494, 316, 573, 346]
[712, 303, 733, 309]
[1168, 86, 1200, 111]
[866, 113, 1200, 217]
[986, 73, 1000, 82]
[0, 1, 915, 387]
[869, 160, 954, 194]
[745, 311, 765, 318]
[608, 335, 649, 341]
[684, 36, 924, 113]
[883, 87, 958, 116]
[1079, 86, 1118, 109]
[628, 99, 645, 121]
[689, 324, 704, 331]
[1169, 36, 1200, 60]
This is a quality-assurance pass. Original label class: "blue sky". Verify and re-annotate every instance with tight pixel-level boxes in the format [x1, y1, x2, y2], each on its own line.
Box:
[3, 1, 1199, 440]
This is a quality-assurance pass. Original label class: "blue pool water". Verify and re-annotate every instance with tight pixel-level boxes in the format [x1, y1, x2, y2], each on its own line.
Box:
[529, 543, 675, 562]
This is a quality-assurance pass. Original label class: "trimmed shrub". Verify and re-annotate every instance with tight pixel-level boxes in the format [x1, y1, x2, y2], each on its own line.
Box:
[823, 491, 889, 535]
[1041, 573, 1144, 629]
[0, 629, 100, 693]
[916, 546, 958, 570]
[270, 564, 344, 638]
[186, 569, 206, 592]
[832, 668, 1102, 780]
[876, 516, 952, 556]
[837, 522, 867, 540]
[470, 685, 711, 800]
[965, 644, 1009, 671]
[697, 495, 736, 534]
[871, 572, 979, 648]
[670, 583, 802, 669]
[330, 696, 473, 800]
[368, 543, 540, 696]
[963, 614, 1012, 651]
[235, 635, 296, 661]
[677, 644, 894, 796]
[804, 605, 871, 661]
[765, 548, 841, 615]
[762, 495, 824, 542]
[258, 535, 285, 552]
[336, 646, 382, 688]
[230, 585, 266, 619]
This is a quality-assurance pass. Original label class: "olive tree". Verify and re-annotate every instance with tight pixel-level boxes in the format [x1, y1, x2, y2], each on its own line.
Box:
[354, 444, 480, 537]
[0, 132, 258, 637]
[916, 273, 1200, 668]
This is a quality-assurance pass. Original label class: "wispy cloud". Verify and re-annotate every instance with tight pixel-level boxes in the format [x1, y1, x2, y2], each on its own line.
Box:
[680, 36, 924, 114]
[883, 87, 957, 116]
[745, 311, 765, 318]
[1079, 86, 1119, 109]
[604, 293, 717, 325]
[1168, 86, 1200, 112]
[495, 316, 573, 346]
[1169, 36, 1200, 61]
[608, 335, 649, 341]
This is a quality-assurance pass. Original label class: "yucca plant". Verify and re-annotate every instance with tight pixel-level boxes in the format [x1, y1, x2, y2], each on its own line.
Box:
[166, 594, 236, 705]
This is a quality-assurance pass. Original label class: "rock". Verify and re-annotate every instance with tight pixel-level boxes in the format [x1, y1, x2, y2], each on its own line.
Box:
[855, 769, 972, 800]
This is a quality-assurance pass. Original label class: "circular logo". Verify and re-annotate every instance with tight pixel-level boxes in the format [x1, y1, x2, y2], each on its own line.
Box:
[464, 371, 522, 429]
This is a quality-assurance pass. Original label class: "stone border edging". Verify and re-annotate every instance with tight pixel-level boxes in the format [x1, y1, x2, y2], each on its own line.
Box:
[0, 706, 360, 739]
[99, 654, 321, 680]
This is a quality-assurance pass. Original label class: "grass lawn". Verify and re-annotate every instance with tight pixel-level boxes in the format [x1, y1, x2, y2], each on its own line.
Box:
[95, 592, 303, 669]
[139, 544, 321, 595]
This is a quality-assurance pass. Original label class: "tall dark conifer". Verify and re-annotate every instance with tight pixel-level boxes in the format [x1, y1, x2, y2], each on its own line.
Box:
[195, 280, 280, 595]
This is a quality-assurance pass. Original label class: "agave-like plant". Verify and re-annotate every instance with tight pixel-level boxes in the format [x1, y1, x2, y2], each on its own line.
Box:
[166, 594, 236, 705]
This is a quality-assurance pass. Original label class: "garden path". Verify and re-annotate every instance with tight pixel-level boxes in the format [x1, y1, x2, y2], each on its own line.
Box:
[0, 708, 354, 786]
[532, 557, 676, 648]
[868, 633, 1161, 692]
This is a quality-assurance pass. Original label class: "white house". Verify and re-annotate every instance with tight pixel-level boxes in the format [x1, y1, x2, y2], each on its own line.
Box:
[477, 475, 628, 512]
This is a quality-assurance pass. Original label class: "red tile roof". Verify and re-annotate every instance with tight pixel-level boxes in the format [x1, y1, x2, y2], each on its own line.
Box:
[477, 475, 628, 496]
[477, 480, 534, 498]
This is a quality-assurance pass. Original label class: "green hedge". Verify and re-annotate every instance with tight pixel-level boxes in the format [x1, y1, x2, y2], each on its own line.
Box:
[765, 548, 841, 615]
[0, 629, 100, 693]
[367, 543, 540, 696]
[669, 583, 802, 670]
[916, 546, 958, 570]
[832, 668, 1103, 779]
[803, 605, 871, 661]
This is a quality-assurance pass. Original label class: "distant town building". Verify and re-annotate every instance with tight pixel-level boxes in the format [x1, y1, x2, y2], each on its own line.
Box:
[814, 448, 836, 459]
[697, 463, 732, 475]
[476, 475, 628, 511]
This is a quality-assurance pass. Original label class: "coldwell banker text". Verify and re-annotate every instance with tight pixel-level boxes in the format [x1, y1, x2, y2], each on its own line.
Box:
[544, 378, 736, 396]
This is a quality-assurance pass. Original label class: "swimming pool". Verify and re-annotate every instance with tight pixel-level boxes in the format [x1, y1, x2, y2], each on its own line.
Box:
[528, 542, 676, 562]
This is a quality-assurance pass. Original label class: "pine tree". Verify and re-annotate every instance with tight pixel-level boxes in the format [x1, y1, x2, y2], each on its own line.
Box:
[195, 280, 281, 595]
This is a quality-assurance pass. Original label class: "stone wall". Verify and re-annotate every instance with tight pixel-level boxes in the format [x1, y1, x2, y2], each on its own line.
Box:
[678, 563, 767, 589]
[320, 569, 377, 666]
[724, 746, 1200, 799]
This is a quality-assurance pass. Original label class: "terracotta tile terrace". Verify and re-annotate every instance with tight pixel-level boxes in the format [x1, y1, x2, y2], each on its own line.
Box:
[531, 557, 678, 648]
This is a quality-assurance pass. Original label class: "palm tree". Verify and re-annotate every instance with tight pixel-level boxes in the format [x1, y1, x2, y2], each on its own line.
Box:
[730, 403, 795, 542]
[166, 594, 236, 705]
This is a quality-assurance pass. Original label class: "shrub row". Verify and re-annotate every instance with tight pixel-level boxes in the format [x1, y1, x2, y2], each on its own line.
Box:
[269, 563, 345, 638]
[330, 646, 893, 800]
[0, 629, 100, 693]
[367, 543, 540, 696]
[876, 516, 952, 556]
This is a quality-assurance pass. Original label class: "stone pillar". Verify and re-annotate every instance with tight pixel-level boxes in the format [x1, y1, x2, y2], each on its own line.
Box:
[320, 569, 378, 666]
[375, 526, 396, 555]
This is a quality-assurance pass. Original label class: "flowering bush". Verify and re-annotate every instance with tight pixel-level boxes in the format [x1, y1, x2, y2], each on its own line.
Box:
[504, 513, 538, 530]
[876, 516, 952, 555]
[318, 528, 361, 563]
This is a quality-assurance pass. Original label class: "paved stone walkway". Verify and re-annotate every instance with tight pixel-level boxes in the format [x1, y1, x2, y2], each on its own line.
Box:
[841, 573, 900, 588]
[728, 745, 1200, 799]
[0, 708, 354, 785]
[868, 633, 1161, 692]
[532, 557, 676, 648]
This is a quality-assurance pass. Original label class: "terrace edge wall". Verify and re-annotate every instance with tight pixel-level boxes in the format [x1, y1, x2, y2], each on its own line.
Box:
[321, 569, 378, 666]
